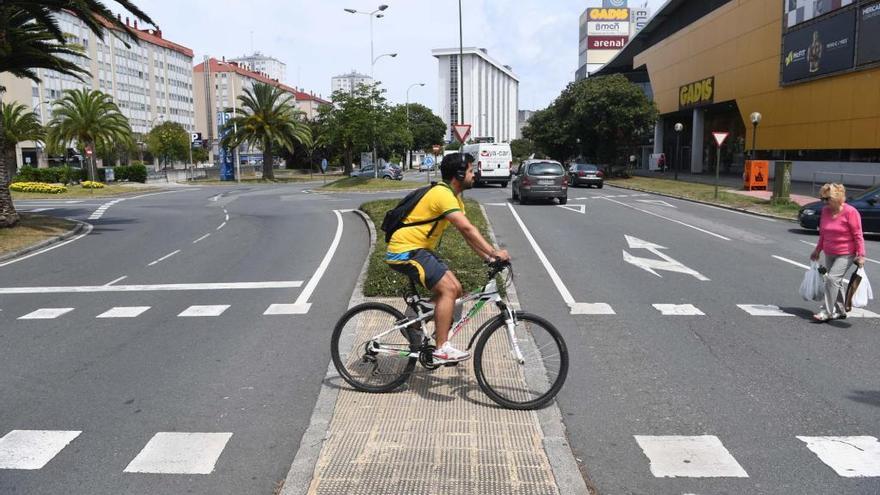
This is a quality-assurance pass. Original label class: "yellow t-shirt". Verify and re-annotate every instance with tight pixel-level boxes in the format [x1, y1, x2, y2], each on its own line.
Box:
[387, 182, 465, 253]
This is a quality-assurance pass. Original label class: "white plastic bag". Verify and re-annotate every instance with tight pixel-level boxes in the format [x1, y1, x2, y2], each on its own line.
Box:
[800, 261, 824, 301]
[852, 267, 873, 308]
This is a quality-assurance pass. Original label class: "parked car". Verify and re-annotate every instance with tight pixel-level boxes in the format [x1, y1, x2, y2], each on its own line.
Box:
[511, 159, 568, 205]
[568, 163, 604, 188]
[351, 164, 402, 180]
[798, 185, 880, 232]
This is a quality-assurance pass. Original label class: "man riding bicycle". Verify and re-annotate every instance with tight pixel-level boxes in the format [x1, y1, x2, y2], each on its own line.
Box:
[385, 153, 510, 363]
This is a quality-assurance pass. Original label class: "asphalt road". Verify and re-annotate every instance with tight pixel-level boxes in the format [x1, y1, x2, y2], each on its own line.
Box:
[2, 185, 370, 494]
[472, 183, 880, 495]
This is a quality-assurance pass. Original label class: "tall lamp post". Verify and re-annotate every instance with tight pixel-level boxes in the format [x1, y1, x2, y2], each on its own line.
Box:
[368, 52, 397, 177]
[674, 122, 684, 181]
[344, 4, 389, 178]
[405, 82, 425, 170]
[750, 111, 762, 160]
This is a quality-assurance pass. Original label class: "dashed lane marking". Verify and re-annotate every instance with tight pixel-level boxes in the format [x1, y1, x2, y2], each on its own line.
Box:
[96, 306, 151, 318]
[0, 430, 82, 470]
[0, 281, 303, 294]
[147, 250, 181, 267]
[737, 304, 795, 317]
[797, 436, 880, 477]
[178, 305, 230, 317]
[653, 304, 706, 316]
[123, 432, 232, 474]
[634, 435, 749, 478]
[18, 308, 74, 320]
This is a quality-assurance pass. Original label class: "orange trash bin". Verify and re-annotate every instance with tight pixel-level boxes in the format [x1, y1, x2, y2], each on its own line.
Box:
[743, 160, 769, 190]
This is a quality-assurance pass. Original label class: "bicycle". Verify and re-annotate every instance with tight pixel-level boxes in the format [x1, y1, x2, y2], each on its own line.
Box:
[330, 260, 569, 410]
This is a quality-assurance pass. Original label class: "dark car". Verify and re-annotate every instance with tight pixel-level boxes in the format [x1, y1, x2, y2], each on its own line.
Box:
[511, 159, 568, 205]
[351, 164, 402, 180]
[568, 163, 604, 188]
[798, 185, 880, 232]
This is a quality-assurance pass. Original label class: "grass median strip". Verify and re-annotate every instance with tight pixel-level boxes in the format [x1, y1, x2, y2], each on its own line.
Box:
[319, 177, 417, 192]
[360, 197, 495, 297]
[608, 176, 802, 219]
[0, 214, 78, 256]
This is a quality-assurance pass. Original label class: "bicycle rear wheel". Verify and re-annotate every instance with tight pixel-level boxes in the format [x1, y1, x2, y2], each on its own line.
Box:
[331, 302, 417, 393]
[473, 312, 568, 410]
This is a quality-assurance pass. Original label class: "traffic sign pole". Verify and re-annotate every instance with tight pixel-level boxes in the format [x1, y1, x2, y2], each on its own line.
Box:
[712, 132, 729, 200]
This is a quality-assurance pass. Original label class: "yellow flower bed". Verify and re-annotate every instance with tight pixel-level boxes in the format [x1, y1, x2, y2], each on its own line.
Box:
[81, 181, 105, 189]
[9, 182, 68, 194]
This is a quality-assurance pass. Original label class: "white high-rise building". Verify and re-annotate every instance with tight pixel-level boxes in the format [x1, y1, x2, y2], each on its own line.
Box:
[229, 52, 286, 82]
[432, 48, 519, 143]
[0, 11, 195, 168]
[331, 71, 373, 95]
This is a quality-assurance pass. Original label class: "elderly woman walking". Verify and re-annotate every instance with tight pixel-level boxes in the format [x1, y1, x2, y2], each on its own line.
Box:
[810, 183, 867, 322]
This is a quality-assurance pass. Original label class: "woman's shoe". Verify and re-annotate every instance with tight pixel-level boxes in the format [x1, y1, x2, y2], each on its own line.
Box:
[812, 310, 832, 322]
[832, 311, 848, 320]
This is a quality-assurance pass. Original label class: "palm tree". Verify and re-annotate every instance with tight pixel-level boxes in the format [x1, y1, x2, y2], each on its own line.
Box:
[46, 89, 132, 181]
[221, 83, 312, 180]
[0, 102, 45, 227]
[0, 0, 154, 228]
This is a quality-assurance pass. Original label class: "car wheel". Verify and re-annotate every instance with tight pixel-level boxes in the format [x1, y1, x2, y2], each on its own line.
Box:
[501, 182, 508, 188]
[597, 183, 603, 189]
[559, 197, 568, 205]
[383, 175, 392, 180]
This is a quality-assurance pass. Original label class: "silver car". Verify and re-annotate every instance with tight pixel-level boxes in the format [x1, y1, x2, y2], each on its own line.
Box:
[511, 159, 568, 205]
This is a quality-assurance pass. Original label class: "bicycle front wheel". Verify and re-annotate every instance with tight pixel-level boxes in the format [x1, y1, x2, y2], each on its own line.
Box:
[330, 302, 417, 393]
[473, 312, 568, 410]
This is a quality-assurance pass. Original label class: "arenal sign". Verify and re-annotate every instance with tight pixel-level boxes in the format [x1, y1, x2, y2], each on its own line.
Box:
[452, 124, 471, 143]
[712, 131, 729, 147]
[588, 36, 628, 49]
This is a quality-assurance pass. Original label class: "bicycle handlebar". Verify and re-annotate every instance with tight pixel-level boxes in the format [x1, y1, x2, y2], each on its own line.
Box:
[485, 258, 511, 280]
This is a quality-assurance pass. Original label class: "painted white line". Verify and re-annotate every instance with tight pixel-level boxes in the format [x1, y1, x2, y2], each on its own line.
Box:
[506, 204, 608, 315]
[287, 210, 345, 314]
[797, 436, 880, 477]
[263, 304, 302, 315]
[570, 303, 616, 315]
[636, 199, 677, 208]
[0, 221, 93, 268]
[147, 250, 181, 267]
[88, 199, 125, 220]
[193, 234, 211, 244]
[216, 222, 226, 231]
[0, 430, 82, 470]
[634, 435, 749, 478]
[599, 197, 731, 241]
[800, 240, 880, 265]
[737, 304, 794, 317]
[178, 305, 230, 317]
[848, 308, 880, 318]
[661, 193, 777, 222]
[18, 308, 74, 320]
[485, 203, 508, 207]
[0, 281, 303, 294]
[97, 306, 151, 318]
[558, 204, 586, 214]
[28, 208, 54, 213]
[104, 276, 128, 286]
[124, 432, 232, 474]
[128, 189, 189, 200]
[772, 255, 811, 270]
[653, 304, 706, 316]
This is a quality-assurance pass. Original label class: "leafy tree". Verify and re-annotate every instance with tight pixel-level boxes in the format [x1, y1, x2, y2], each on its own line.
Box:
[318, 84, 384, 175]
[0, 0, 153, 227]
[220, 82, 311, 180]
[191, 147, 209, 165]
[46, 89, 132, 181]
[146, 121, 189, 167]
[509, 138, 534, 163]
[0, 102, 45, 226]
[445, 141, 461, 151]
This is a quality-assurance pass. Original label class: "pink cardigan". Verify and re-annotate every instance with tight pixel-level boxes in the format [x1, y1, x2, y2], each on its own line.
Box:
[817, 203, 866, 257]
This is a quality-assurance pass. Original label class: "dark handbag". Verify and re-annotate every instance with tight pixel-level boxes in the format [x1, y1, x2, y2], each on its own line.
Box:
[844, 270, 862, 313]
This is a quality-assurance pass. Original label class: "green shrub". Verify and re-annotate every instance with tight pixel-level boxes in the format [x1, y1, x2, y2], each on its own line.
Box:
[128, 164, 147, 183]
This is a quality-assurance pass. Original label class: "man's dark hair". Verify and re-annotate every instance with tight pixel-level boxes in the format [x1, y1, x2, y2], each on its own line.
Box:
[440, 152, 474, 181]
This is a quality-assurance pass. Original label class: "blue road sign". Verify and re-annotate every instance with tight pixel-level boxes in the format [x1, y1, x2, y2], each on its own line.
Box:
[321, 158, 328, 172]
[423, 155, 434, 166]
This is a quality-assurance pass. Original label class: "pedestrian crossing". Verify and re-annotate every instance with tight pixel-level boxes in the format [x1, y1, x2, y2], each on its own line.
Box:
[2, 429, 876, 479]
[5, 303, 880, 321]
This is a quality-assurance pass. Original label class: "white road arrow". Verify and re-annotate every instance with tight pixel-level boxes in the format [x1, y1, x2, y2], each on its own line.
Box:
[557, 204, 586, 214]
[622, 235, 710, 281]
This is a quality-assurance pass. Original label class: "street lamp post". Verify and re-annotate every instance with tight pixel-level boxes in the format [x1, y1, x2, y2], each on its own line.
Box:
[368, 52, 397, 177]
[405, 82, 425, 170]
[674, 122, 684, 181]
[344, 4, 389, 178]
[750, 111, 762, 160]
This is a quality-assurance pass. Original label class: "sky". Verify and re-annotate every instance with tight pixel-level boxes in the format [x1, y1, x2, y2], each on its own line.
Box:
[141, 0, 666, 113]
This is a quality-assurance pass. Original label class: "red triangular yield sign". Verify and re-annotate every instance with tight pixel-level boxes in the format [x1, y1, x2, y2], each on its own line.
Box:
[452, 124, 471, 143]
[712, 131, 729, 146]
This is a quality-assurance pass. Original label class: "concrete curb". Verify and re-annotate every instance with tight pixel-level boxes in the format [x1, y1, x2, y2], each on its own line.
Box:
[278, 208, 376, 495]
[0, 217, 88, 264]
[606, 182, 801, 223]
[479, 203, 591, 495]
[308, 186, 421, 195]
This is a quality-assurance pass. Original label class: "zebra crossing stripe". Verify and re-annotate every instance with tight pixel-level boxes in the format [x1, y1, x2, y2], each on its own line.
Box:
[18, 308, 74, 320]
[97, 306, 151, 318]
[123, 432, 232, 474]
[737, 304, 794, 317]
[653, 304, 705, 316]
[634, 435, 749, 478]
[797, 436, 880, 477]
[0, 430, 81, 470]
[178, 305, 230, 317]
[263, 304, 303, 315]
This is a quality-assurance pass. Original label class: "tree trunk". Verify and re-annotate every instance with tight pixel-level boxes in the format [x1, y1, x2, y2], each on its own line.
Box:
[262, 141, 274, 180]
[0, 148, 21, 228]
[344, 146, 353, 176]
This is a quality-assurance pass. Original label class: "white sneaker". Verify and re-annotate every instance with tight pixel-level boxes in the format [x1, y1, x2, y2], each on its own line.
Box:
[433, 342, 470, 362]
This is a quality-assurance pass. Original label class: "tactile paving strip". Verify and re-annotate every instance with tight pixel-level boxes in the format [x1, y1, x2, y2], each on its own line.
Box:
[309, 299, 559, 495]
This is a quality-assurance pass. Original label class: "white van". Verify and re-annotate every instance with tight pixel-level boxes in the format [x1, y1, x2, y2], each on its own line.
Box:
[461, 143, 512, 187]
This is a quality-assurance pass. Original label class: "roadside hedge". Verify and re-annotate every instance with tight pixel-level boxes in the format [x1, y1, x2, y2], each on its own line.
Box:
[13, 164, 147, 184]
[360, 197, 498, 297]
[9, 182, 68, 194]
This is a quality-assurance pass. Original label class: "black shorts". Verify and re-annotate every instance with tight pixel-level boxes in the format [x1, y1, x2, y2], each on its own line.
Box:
[385, 249, 449, 290]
